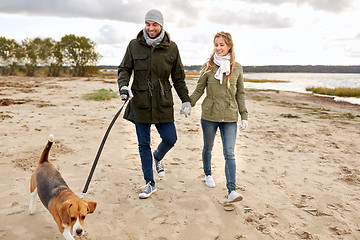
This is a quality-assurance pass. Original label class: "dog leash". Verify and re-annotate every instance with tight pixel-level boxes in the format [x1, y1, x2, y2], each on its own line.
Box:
[81, 98, 128, 199]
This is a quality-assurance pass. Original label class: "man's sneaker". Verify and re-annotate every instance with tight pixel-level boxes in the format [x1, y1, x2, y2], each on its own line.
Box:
[139, 183, 157, 199]
[205, 175, 215, 188]
[228, 190, 243, 203]
[153, 153, 165, 177]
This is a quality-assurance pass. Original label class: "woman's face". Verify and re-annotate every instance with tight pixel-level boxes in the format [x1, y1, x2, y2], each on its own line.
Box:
[214, 36, 231, 56]
[145, 21, 162, 38]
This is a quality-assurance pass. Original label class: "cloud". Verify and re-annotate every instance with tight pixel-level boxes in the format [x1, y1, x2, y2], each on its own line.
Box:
[189, 32, 213, 45]
[95, 24, 126, 45]
[207, 9, 294, 28]
[162, 0, 201, 28]
[271, 44, 294, 54]
[0, 0, 147, 22]
[0, 0, 200, 26]
[344, 46, 360, 58]
[298, 0, 354, 13]
[240, 0, 355, 13]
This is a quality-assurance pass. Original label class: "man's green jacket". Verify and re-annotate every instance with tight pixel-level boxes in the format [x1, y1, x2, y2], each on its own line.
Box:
[118, 30, 190, 123]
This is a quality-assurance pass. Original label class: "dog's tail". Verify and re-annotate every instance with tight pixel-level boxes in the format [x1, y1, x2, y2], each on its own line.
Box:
[39, 134, 55, 164]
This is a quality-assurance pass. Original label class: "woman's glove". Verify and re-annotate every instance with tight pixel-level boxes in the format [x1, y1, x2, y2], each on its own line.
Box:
[240, 120, 248, 131]
[180, 102, 191, 117]
[120, 86, 133, 101]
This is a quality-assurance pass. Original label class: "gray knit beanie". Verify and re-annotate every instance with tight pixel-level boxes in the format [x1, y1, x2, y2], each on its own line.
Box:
[145, 9, 164, 26]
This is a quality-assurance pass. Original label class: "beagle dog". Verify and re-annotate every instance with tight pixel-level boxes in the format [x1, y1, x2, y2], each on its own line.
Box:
[29, 134, 97, 240]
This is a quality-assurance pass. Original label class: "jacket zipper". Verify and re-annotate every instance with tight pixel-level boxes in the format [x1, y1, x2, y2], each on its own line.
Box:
[148, 47, 155, 97]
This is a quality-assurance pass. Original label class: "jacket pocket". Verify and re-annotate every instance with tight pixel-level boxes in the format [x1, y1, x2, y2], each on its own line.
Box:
[161, 88, 174, 107]
[202, 97, 214, 116]
[228, 99, 239, 119]
[132, 85, 150, 109]
[159, 81, 173, 107]
[162, 55, 174, 68]
[133, 54, 148, 70]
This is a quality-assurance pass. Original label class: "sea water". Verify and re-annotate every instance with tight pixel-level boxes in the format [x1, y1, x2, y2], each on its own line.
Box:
[244, 72, 360, 105]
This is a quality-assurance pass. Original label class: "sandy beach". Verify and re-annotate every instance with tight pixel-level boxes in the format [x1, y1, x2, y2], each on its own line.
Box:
[0, 75, 359, 239]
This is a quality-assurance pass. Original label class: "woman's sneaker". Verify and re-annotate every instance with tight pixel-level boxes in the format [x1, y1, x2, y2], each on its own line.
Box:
[139, 183, 157, 199]
[228, 191, 243, 203]
[153, 153, 165, 177]
[205, 175, 215, 188]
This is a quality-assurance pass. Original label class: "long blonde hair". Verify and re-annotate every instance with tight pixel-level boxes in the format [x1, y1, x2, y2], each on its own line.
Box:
[202, 31, 235, 88]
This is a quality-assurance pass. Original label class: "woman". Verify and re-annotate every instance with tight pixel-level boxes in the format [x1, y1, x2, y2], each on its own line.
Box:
[189, 32, 248, 203]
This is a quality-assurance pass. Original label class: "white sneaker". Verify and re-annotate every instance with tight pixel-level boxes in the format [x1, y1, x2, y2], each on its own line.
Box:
[205, 175, 215, 188]
[228, 191, 243, 203]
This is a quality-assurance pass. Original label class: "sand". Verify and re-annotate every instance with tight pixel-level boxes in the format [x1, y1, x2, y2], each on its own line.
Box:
[0, 75, 360, 240]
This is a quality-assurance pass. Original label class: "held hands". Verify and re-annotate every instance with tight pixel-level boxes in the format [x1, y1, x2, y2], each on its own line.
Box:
[240, 120, 248, 131]
[120, 86, 133, 101]
[180, 102, 191, 117]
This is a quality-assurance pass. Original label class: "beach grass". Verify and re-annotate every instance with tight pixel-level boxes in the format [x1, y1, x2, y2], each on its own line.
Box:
[306, 87, 360, 98]
[82, 88, 119, 101]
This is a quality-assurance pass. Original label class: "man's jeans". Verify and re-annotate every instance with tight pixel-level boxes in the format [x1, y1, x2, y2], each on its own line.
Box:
[201, 118, 237, 193]
[135, 122, 177, 187]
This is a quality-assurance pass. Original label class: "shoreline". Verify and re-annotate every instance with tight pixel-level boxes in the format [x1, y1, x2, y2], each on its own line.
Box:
[247, 88, 360, 108]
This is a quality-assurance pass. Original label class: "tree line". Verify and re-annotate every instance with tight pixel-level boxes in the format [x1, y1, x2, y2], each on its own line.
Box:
[0, 35, 100, 77]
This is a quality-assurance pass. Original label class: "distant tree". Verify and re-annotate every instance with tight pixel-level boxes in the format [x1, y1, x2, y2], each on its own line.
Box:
[13, 41, 25, 74]
[22, 38, 40, 76]
[184, 65, 202, 72]
[0, 37, 21, 75]
[22, 37, 55, 76]
[60, 34, 100, 76]
[39, 38, 55, 66]
[22, 38, 36, 76]
[48, 41, 63, 76]
[1, 34, 102, 76]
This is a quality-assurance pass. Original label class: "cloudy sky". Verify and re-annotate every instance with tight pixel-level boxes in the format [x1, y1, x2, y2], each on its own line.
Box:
[1, 0, 360, 66]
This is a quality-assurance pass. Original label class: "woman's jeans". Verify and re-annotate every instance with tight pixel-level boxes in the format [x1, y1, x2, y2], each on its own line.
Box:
[135, 122, 177, 187]
[201, 118, 237, 193]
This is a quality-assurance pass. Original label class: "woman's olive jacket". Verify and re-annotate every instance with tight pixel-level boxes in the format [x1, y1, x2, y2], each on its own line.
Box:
[190, 63, 248, 122]
[117, 30, 190, 123]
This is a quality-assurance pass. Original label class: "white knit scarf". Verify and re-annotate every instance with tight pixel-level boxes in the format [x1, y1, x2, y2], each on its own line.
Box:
[213, 53, 230, 84]
[143, 28, 165, 48]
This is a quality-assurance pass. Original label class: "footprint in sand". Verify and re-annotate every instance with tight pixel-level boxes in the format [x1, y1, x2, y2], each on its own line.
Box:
[223, 202, 235, 211]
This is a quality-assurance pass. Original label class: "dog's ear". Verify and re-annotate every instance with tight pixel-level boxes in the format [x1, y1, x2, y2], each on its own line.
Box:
[87, 201, 97, 214]
[60, 201, 72, 224]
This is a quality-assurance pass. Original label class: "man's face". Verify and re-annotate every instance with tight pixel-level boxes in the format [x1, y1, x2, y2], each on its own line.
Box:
[145, 21, 162, 38]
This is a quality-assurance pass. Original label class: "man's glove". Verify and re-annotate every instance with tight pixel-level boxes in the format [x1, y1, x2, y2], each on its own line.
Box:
[180, 102, 191, 117]
[240, 120, 248, 131]
[120, 86, 133, 101]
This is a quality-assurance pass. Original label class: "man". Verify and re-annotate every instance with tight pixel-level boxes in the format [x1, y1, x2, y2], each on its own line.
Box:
[118, 9, 191, 199]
